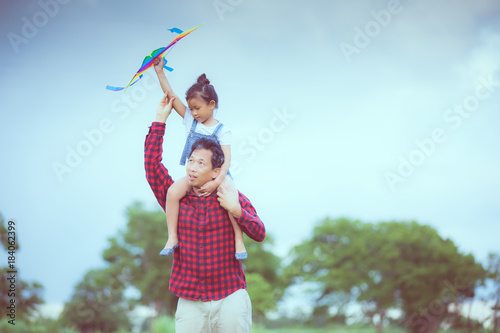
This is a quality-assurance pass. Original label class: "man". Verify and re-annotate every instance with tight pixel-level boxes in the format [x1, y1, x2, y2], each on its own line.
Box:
[144, 92, 266, 332]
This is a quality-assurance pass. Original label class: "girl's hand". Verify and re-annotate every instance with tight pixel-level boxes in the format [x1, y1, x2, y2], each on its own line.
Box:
[153, 57, 165, 74]
[199, 180, 219, 197]
[155, 91, 175, 123]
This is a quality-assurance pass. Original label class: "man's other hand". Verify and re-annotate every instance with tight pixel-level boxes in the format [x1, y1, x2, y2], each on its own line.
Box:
[217, 185, 242, 218]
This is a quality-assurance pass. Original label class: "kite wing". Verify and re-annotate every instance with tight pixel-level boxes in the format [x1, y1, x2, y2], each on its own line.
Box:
[106, 24, 203, 92]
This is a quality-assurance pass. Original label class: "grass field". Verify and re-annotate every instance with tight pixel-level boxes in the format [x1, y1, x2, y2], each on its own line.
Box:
[0, 318, 466, 333]
[148, 317, 465, 332]
[252, 326, 405, 333]
[149, 317, 416, 332]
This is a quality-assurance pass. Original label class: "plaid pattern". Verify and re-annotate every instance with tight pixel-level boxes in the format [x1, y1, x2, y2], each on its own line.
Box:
[145, 122, 266, 301]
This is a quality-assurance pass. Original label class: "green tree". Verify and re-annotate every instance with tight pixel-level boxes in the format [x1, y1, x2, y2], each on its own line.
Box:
[486, 252, 500, 333]
[284, 217, 486, 333]
[444, 312, 485, 332]
[59, 268, 132, 333]
[243, 234, 285, 321]
[284, 218, 372, 325]
[391, 221, 485, 333]
[246, 273, 274, 322]
[102, 202, 177, 315]
[0, 213, 44, 323]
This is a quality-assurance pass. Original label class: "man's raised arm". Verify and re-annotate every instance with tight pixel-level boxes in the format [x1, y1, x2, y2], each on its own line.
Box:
[144, 92, 176, 211]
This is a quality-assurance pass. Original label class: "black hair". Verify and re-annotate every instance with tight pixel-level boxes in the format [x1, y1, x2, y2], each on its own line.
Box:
[189, 137, 224, 169]
[185, 74, 219, 108]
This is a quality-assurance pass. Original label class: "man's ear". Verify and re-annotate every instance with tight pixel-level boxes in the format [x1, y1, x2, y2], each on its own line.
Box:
[211, 167, 221, 180]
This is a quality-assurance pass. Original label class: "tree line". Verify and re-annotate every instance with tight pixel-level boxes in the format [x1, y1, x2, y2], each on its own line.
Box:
[0, 206, 499, 333]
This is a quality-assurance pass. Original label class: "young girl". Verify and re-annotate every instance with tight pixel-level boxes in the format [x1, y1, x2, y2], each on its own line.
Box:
[153, 57, 247, 260]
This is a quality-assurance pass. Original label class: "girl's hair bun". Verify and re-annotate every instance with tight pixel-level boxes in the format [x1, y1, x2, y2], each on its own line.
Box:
[186, 73, 219, 108]
[197, 73, 210, 85]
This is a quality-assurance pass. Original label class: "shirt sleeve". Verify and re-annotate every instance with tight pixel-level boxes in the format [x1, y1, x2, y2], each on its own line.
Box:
[144, 122, 174, 211]
[234, 192, 266, 242]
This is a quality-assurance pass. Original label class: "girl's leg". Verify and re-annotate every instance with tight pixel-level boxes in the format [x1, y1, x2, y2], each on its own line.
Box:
[160, 176, 191, 256]
[221, 176, 247, 260]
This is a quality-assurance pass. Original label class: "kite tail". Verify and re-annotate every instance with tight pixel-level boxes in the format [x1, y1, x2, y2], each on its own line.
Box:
[163, 58, 174, 72]
[105, 85, 125, 91]
[106, 74, 143, 92]
[168, 27, 183, 34]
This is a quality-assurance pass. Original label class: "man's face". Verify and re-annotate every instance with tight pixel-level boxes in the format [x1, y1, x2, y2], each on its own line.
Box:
[186, 148, 220, 189]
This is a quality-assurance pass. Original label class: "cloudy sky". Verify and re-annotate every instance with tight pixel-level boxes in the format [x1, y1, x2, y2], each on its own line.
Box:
[1, 0, 499, 318]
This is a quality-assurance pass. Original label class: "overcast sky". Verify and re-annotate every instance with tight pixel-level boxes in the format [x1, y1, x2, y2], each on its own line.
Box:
[1, 0, 499, 318]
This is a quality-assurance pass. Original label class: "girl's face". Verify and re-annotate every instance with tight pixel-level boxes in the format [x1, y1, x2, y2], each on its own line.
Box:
[187, 95, 216, 125]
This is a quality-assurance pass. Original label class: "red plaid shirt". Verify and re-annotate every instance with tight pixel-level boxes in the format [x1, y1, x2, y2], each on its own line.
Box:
[144, 122, 266, 301]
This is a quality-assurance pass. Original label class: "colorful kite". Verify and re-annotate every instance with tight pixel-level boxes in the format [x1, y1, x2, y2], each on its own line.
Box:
[106, 24, 203, 91]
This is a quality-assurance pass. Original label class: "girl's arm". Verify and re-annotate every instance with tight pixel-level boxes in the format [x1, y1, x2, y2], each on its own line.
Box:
[199, 145, 231, 196]
[153, 58, 186, 118]
[215, 145, 231, 185]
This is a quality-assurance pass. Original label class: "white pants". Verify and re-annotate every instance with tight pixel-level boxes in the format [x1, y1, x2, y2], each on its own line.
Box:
[175, 289, 252, 333]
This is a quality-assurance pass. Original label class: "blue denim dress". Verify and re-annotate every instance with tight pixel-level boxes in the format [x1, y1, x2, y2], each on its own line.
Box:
[179, 119, 225, 166]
